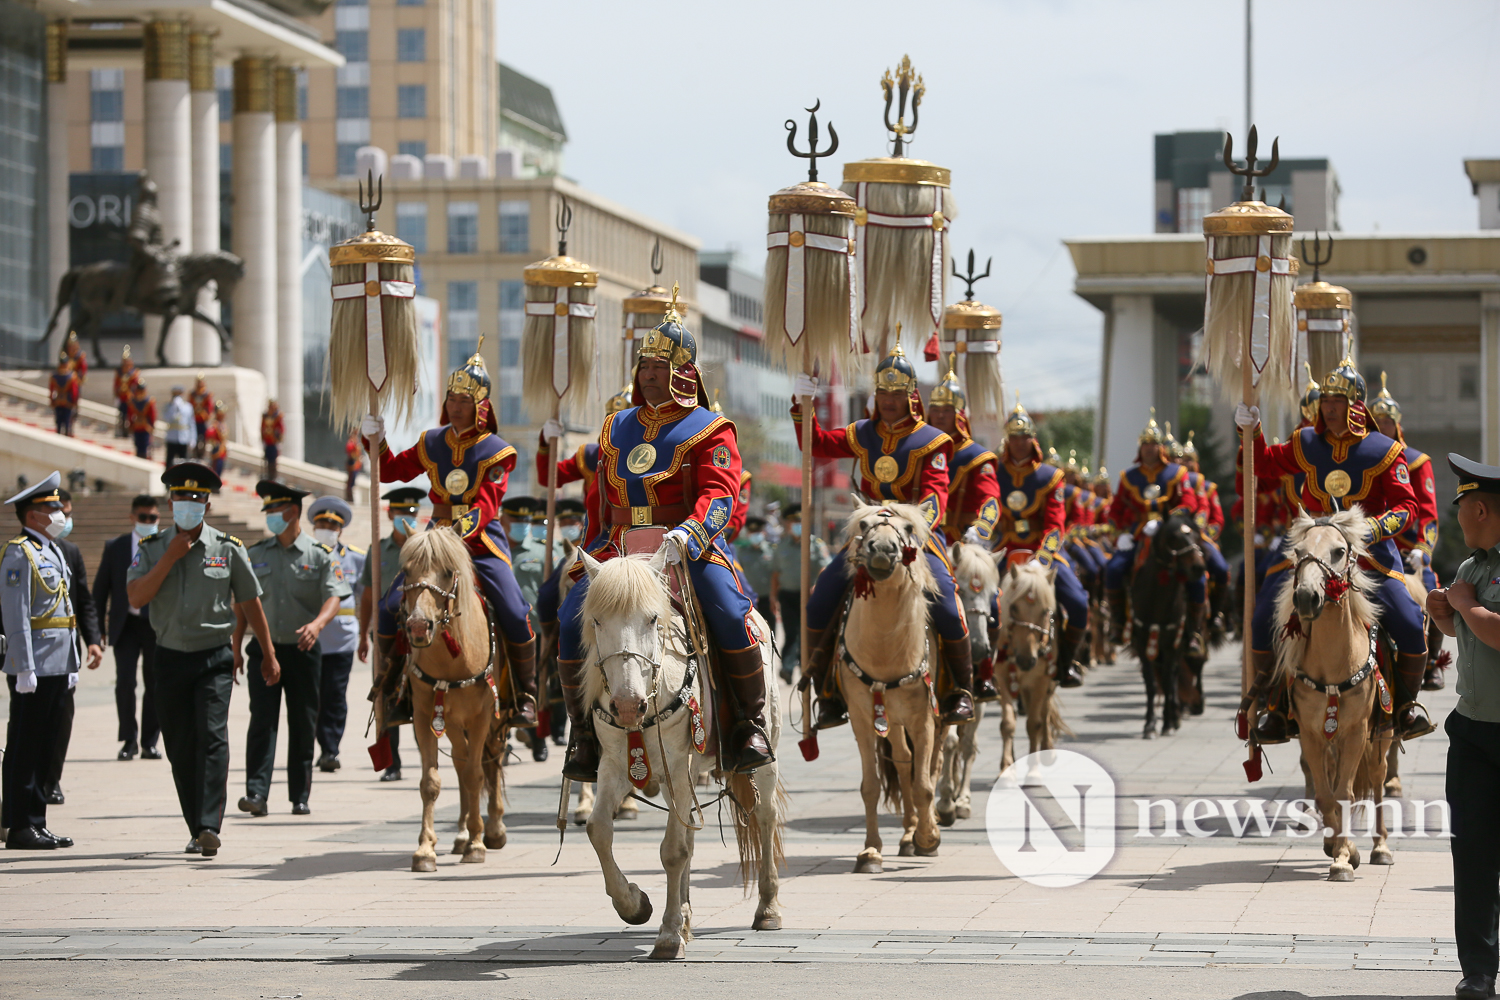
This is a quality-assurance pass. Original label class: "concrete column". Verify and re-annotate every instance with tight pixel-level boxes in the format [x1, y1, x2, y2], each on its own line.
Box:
[275, 67, 304, 461]
[189, 31, 221, 365]
[1099, 294, 1156, 477]
[231, 56, 277, 401]
[1482, 292, 1500, 465]
[144, 20, 193, 365]
[45, 22, 68, 355]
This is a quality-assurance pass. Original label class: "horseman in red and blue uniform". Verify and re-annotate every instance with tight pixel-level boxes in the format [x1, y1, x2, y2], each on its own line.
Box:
[1173, 429, 1230, 634]
[555, 301, 772, 780]
[1104, 411, 1201, 643]
[360, 345, 538, 728]
[1235, 357, 1432, 743]
[793, 345, 975, 729]
[1061, 453, 1106, 593]
[992, 397, 1088, 689]
[1368, 372, 1447, 692]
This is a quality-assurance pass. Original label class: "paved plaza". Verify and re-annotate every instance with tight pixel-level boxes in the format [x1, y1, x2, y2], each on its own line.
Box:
[0, 643, 1463, 995]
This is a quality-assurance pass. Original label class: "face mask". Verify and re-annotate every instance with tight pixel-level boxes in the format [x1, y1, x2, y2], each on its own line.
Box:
[313, 528, 340, 548]
[265, 512, 289, 535]
[560, 524, 582, 543]
[174, 502, 205, 530]
[508, 521, 527, 543]
[790, 523, 802, 538]
[57, 516, 74, 539]
[530, 524, 547, 540]
[747, 532, 764, 544]
[134, 520, 158, 539]
[44, 510, 67, 538]
[394, 515, 418, 537]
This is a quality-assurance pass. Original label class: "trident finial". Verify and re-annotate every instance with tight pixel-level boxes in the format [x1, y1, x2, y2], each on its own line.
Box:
[650, 237, 662, 279]
[784, 99, 840, 184]
[1221, 125, 1281, 203]
[1301, 231, 1334, 283]
[357, 169, 383, 232]
[880, 55, 924, 157]
[555, 194, 573, 257]
[953, 249, 992, 302]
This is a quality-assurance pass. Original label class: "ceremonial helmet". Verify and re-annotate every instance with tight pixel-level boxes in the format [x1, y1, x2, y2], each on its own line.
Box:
[929, 354, 966, 412]
[873, 341, 919, 395]
[444, 335, 499, 432]
[1138, 407, 1164, 445]
[1299, 362, 1321, 425]
[1004, 391, 1036, 437]
[120, 344, 133, 365]
[56, 349, 70, 368]
[1368, 371, 1402, 424]
[1320, 356, 1366, 402]
[605, 383, 633, 415]
[1094, 466, 1110, 486]
[1064, 449, 1080, 474]
[1163, 421, 1183, 460]
[634, 283, 709, 409]
[1182, 430, 1199, 461]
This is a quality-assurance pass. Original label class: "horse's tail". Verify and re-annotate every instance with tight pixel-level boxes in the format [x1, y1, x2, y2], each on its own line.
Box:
[1047, 674, 1075, 742]
[41, 270, 77, 342]
[728, 769, 787, 893]
[876, 735, 903, 812]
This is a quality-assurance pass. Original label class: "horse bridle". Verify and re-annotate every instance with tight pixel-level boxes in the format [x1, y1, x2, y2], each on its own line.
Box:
[591, 617, 676, 726]
[852, 511, 919, 576]
[399, 574, 462, 648]
[1290, 520, 1354, 602]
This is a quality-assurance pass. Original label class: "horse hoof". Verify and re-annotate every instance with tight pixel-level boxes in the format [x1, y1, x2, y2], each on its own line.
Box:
[411, 855, 437, 873]
[483, 832, 507, 850]
[915, 841, 939, 858]
[1190, 702, 1204, 716]
[1385, 778, 1403, 798]
[618, 885, 653, 926]
[1328, 864, 1355, 882]
[573, 813, 588, 827]
[451, 838, 468, 855]
[461, 847, 485, 864]
[853, 857, 883, 874]
[936, 809, 956, 828]
[1142, 728, 1157, 740]
[1370, 847, 1395, 866]
[1349, 846, 1361, 869]
[898, 841, 916, 858]
[649, 940, 686, 961]
[955, 805, 972, 820]
[616, 804, 639, 820]
[753, 913, 782, 931]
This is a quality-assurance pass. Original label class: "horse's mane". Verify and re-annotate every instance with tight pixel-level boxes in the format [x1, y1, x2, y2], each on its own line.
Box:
[579, 555, 674, 710]
[1000, 560, 1057, 622]
[399, 526, 475, 599]
[951, 541, 1000, 599]
[1272, 505, 1380, 682]
[841, 501, 937, 597]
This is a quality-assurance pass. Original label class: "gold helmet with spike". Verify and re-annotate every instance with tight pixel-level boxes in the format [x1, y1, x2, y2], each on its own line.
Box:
[1094, 466, 1110, 485]
[446, 334, 490, 402]
[1164, 421, 1184, 459]
[711, 389, 724, 415]
[1004, 391, 1035, 437]
[1299, 361, 1321, 424]
[929, 353, 966, 411]
[1138, 407, 1164, 445]
[873, 339, 918, 395]
[1183, 430, 1198, 459]
[1320, 355, 1366, 402]
[605, 383, 633, 414]
[1368, 370, 1402, 423]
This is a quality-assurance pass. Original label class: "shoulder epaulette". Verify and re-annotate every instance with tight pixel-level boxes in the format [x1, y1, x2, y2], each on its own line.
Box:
[348, 544, 367, 555]
[315, 541, 335, 554]
[6, 534, 26, 547]
[227, 535, 245, 547]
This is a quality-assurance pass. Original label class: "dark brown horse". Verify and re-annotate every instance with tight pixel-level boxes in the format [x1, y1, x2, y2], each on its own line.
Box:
[1128, 508, 1206, 738]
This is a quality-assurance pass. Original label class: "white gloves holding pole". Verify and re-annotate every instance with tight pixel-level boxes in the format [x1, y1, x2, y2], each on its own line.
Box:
[542, 419, 565, 442]
[1234, 403, 1260, 428]
[361, 413, 385, 446]
[793, 373, 820, 400]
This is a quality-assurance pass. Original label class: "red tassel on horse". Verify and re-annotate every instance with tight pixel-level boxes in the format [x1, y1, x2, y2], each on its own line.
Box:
[1281, 614, 1304, 639]
[852, 564, 875, 600]
[441, 630, 462, 657]
[1324, 576, 1349, 602]
[901, 546, 917, 566]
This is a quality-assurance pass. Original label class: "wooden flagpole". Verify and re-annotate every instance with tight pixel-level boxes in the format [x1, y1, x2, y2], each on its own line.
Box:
[1240, 337, 1255, 699]
[544, 401, 560, 577]
[799, 344, 813, 692]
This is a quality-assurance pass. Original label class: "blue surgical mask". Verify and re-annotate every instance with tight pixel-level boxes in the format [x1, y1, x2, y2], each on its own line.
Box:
[58, 516, 73, 539]
[394, 515, 418, 537]
[530, 524, 547, 540]
[791, 522, 802, 538]
[134, 520, 158, 539]
[747, 532, 764, 544]
[508, 521, 528, 543]
[561, 524, 582, 542]
[173, 501, 205, 530]
[265, 512, 289, 535]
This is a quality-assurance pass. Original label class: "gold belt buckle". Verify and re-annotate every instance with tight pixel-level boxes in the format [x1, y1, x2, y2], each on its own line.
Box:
[451, 504, 471, 519]
[631, 506, 651, 526]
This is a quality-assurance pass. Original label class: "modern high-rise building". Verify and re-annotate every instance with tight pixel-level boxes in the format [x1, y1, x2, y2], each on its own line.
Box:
[1153, 130, 1340, 235]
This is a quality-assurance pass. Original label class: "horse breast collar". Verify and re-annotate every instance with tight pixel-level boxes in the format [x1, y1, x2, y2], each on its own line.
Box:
[841, 645, 929, 738]
[1293, 625, 1389, 740]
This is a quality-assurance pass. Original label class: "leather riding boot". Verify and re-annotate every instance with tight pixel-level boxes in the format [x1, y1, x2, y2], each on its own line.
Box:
[974, 657, 1000, 702]
[720, 645, 774, 773]
[1055, 626, 1085, 688]
[938, 637, 976, 723]
[1424, 621, 1448, 691]
[1106, 589, 1127, 645]
[803, 626, 848, 730]
[502, 637, 539, 728]
[1394, 651, 1436, 740]
[1185, 601, 1209, 658]
[1209, 581, 1231, 640]
[555, 657, 599, 782]
[1243, 649, 1289, 744]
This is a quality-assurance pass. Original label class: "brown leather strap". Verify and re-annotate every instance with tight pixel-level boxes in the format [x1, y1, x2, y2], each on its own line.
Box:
[607, 503, 691, 526]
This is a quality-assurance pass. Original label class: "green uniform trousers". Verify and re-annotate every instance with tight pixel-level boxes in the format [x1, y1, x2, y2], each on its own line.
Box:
[245, 640, 321, 805]
[154, 644, 234, 837]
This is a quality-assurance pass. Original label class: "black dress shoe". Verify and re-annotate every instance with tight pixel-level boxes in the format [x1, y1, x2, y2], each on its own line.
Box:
[141, 746, 162, 760]
[291, 802, 311, 815]
[530, 733, 549, 763]
[118, 741, 139, 761]
[380, 768, 403, 782]
[237, 795, 268, 817]
[196, 829, 220, 858]
[39, 829, 73, 848]
[316, 752, 341, 773]
[6, 826, 58, 850]
[1457, 974, 1496, 999]
[184, 838, 201, 854]
[44, 786, 64, 806]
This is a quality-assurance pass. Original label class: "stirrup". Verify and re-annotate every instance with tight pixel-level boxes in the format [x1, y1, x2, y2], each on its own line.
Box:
[814, 696, 848, 731]
[730, 720, 775, 774]
[1397, 701, 1436, 741]
[503, 694, 539, 729]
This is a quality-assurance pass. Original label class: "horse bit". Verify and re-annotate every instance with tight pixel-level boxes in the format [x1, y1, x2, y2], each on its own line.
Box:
[400, 575, 461, 646]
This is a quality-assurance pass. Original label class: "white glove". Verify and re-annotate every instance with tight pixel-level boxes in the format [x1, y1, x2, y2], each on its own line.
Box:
[68, 672, 78, 690]
[15, 669, 36, 693]
[1234, 403, 1260, 429]
[361, 413, 385, 445]
[963, 526, 983, 545]
[1143, 519, 1160, 537]
[792, 373, 820, 400]
[542, 419, 565, 441]
[1116, 534, 1135, 552]
[663, 527, 691, 564]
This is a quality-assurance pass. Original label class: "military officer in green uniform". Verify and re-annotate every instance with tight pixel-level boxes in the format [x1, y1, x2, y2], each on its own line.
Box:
[736, 514, 777, 671]
[358, 487, 424, 782]
[127, 463, 276, 858]
[770, 503, 829, 680]
[2, 472, 80, 850]
[235, 481, 349, 817]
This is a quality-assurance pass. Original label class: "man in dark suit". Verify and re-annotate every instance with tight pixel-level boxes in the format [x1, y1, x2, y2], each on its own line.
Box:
[92, 494, 162, 762]
[42, 490, 104, 804]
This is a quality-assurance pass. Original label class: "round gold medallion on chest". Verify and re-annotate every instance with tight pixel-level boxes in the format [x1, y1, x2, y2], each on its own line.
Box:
[444, 468, 470, 495]
[626, 443, 657, 475]
[1005, 489, 1028, 511]
[1324, 470, 1352, 499]
[873, 455, 900, 483]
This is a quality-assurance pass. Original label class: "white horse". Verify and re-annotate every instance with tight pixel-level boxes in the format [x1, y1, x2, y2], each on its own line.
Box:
[577, 547, 785, 959]
[937, 540, 999, 827]
[997, 558, 1071, 769]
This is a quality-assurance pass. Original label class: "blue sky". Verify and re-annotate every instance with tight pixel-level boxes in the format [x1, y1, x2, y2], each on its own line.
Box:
[500, 0, 1500, 408]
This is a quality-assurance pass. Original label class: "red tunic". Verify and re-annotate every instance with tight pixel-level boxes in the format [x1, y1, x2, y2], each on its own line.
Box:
[536, 437, 604, 549]
[49, 372, 79, 409]
[205, 422, 227, 461]
[190, 388, 214, 425]
[727, 470, 752, 542]
[261, 413, 284, 447]
[792, 404, 952, 528]
[125, 397, 156, 433]
[113, 366, 139, 403]
[377, 425, 516, 561]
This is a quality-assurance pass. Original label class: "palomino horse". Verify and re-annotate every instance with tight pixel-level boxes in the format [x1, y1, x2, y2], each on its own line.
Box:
[839, 502, 943, 872]
[577, 548, 785, 960]
[1273, 508, 1395, 880]
[1130, 509, 1205, 738]
[937, 541, 999, 827]
[996, 558, 1070, 769]
[398, 529, 508, 872]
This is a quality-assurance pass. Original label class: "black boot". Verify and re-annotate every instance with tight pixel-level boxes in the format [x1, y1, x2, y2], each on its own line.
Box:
[720, 645, 774, 773]
[974, 657, 1000, 702]
[1241, 649, 1289, 744]
[803, 627, 847, 730]
[1424, 621, 1447, 690]
[1394, 651, 1436, 740]
[1106, 588, 1127, 645]
[502, 638, 539, 729]
[556, 657, 599, 782]
[1055, 625, 1085, 688]
[939, 637, 975, 723]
